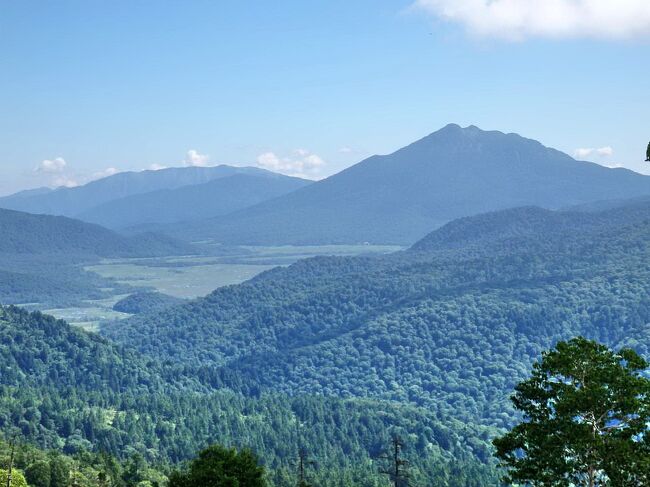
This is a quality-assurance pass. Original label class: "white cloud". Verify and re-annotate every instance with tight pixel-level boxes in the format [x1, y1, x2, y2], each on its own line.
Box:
[596, 146, 613, 157]
[149, 163, 167, 171]
[52, 175, 79, 188]
[413, 0, 650, 41]
[574, 147, 595, 158]
[574, 146, 614, 159]
[338, 146, 355, 154]
[90, 167, 119, 181]
[184, 149, 210, 167]
[256, 149, 326, 179]
[36, 157, 67, 173]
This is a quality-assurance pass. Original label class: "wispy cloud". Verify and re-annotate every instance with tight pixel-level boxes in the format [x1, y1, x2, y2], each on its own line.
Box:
[574, 146, 614, 159]
[413, 0, 650, 41]
[184, 149, 210, 167]
[256, 149, 326, 179]
[595, 146, 613, 157]
[91, 167, 119, 180]
[34, 157, 122, 189]
[36, 157, 67, 173]
[51, 175, 79, 188]
[148, 163, 167, 171]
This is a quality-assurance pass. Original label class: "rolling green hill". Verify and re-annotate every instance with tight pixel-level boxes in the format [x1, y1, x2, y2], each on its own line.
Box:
[104, 201, 650, 431]
[112, 291, 185, 314]
[0, 208, 192, 258]
[0, 305, 497, 486]
[5, 199, 650, 486]
[0, 208, 194, 306]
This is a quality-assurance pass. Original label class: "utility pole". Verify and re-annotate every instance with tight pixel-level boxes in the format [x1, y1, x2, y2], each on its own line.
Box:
[5, 434, 17, 487]
[378, 435, 410, 487]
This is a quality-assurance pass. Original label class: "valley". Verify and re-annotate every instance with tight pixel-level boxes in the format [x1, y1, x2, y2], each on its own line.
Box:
[27, 245, 400, 329]
[3, 6, 650, 484]
[1, 125, 649, 486]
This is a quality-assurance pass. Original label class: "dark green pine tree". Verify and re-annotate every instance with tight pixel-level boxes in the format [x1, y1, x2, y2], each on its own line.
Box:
[167, 444, 267, 487]
[494, 337, 650, 486]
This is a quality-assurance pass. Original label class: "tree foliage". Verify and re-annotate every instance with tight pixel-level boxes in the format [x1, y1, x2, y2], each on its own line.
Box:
[493, 337, 650, 486]
[0, 306, 497, 486]
[0, 469, 28, 487]
[168, 445, 266, 487]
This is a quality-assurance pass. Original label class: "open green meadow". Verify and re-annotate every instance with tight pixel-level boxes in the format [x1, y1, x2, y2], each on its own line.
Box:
[42, 244, 401, 328]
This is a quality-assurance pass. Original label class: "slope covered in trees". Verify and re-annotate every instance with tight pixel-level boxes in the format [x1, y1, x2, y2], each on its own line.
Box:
[104, 200, 650, 430]
[0, 208, 195, 306]
[0, 208, 192, 258]
[6, 199, 650, 486]
[0, 254, 135, 306]
[112, 291, 185, 315]
[166, 124, 650, 245]
[0, 305, 497, 486]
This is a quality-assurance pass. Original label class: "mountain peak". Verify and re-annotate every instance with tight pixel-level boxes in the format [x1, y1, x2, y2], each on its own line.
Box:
[413, 124, 508, 148]
[435, 123, 484, 134]
[182, 125, 650, 245]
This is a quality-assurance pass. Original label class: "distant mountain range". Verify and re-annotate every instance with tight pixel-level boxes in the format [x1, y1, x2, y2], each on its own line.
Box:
[4, 125, 650, 246]
[77, 172, 310, 229]
[0, 165, 302, 224]
[163, 124, 650, 245]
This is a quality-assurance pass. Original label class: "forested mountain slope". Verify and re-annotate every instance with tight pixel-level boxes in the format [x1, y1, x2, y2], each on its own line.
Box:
[0, 305, 497, 486]
[112, 291, 185, 314]
[104, 201, 650, 429]
[0, 208, 192, 257]
[169, 124, 650, 245]
[0, 208, 193, 306]
[77, 173, 310, 229]
[0, 165, 276, 218]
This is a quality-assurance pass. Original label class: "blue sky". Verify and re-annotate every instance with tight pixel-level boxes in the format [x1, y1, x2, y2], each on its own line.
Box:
[1, 0, 648, 195]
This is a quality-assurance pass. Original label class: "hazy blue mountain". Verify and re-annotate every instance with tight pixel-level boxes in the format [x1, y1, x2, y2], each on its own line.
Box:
[0, 207, 192, 257]
[0, 165, 275, 217]
[0, 186, 53, 201]
[172, 124, 650, 245]
[77, 172, 311, 229]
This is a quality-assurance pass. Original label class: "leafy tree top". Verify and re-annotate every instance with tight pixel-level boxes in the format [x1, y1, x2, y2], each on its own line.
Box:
[0, 469, 29, 487]
[494, 337, 650, 486]
[168, 444, 267, 487]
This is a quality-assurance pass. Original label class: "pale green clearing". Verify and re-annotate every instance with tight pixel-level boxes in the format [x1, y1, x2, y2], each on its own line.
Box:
[43, 245, 401, 329]
[84, 261, 274, 298]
